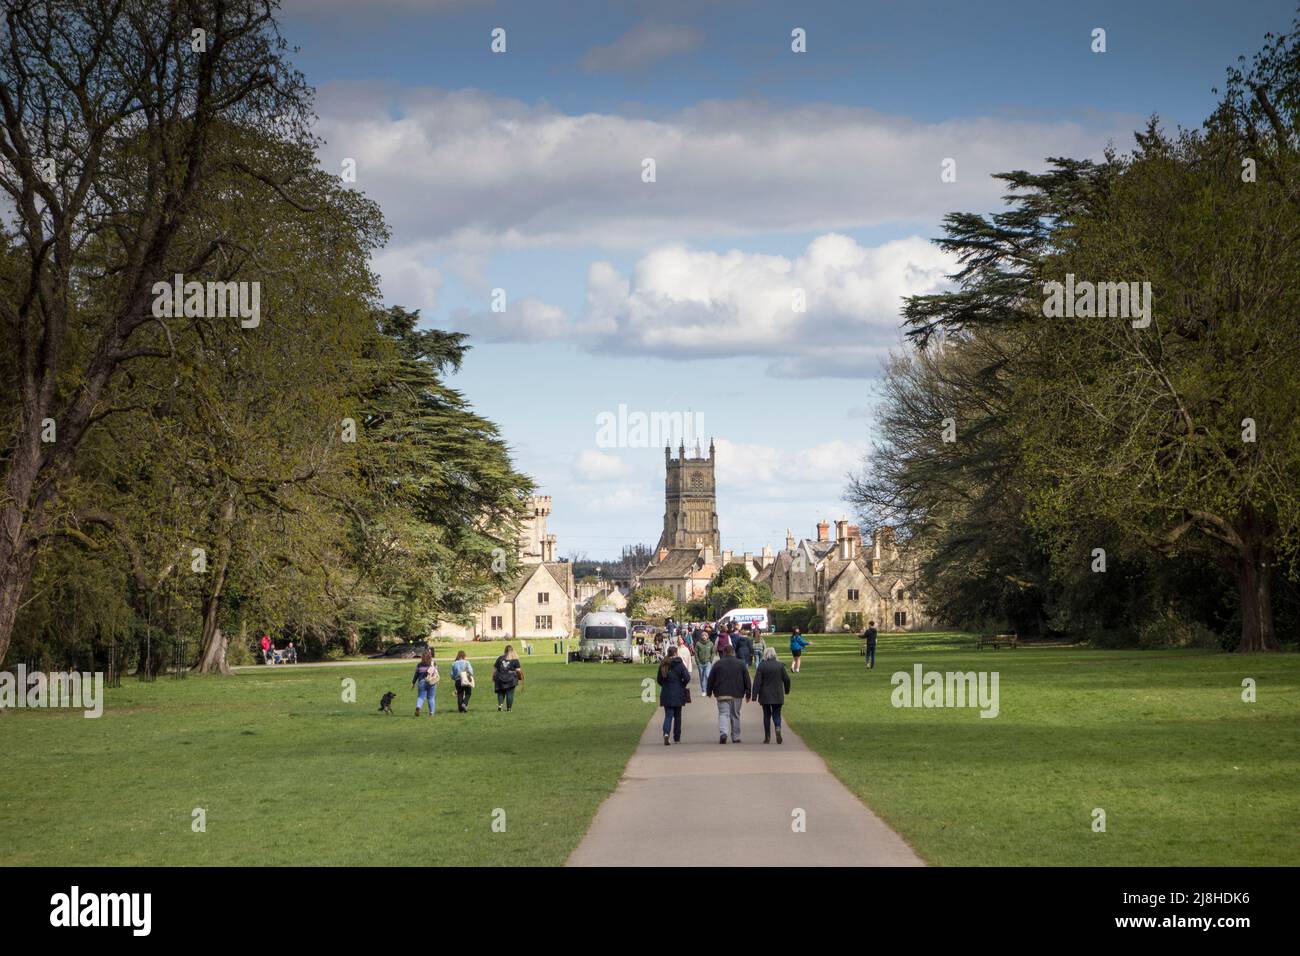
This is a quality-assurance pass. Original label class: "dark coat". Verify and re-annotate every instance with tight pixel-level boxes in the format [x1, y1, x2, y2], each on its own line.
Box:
[751, 658, 791, 705]
[492, 655, 520, 692]
[733, 635, 754, 663]
[706, 655, 752, 699]
[657, 657, 690, 708]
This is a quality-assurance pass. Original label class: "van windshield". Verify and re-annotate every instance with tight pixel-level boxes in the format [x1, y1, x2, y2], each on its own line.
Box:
[584, 626, 627, 641]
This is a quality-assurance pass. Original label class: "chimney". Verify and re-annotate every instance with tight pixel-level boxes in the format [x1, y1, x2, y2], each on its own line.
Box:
[658, 547, 669, 563]
[703, 546, 715, 567]
[816, 520, 830, 543]
[785, 528, 796, 550]
[836, 518, 851, 561]
[723, 549, 733, 564]
[762, 545, 773, 568]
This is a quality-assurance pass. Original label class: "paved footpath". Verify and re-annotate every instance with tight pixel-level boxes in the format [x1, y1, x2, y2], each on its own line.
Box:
[567, 673, 924, 867]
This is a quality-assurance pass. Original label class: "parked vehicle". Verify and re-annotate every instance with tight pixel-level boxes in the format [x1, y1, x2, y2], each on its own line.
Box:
[368, 640, 431, 659]
[715, 607, 770, 633]
[571, 607, 634, 662]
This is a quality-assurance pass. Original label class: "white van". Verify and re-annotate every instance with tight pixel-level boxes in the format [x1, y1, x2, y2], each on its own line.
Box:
[716, 607, 770, 633]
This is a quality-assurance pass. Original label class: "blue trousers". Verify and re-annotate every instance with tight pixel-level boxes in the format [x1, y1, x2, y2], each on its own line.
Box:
[415, 680, 436, 713]
[865, 643, 876, 667]
[662, 706, 682, 741]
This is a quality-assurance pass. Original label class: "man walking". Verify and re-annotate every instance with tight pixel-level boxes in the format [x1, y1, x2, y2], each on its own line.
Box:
[706, 645, 751, 744]
[694, 628, 715, 694]
[862, 620, 878, 669]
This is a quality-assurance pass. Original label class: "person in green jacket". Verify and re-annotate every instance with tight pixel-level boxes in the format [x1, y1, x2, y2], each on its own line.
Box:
[694, 629, 715, 694]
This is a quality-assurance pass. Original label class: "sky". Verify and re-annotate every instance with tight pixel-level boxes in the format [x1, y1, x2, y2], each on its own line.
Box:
[277, 0, 1297, 558]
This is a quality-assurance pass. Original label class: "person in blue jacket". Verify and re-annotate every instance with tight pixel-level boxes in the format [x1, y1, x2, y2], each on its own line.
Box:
[789, 628, 811, 673]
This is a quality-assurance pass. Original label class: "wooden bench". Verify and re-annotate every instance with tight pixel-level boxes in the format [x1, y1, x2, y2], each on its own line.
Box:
[975, 632, 1019, 650]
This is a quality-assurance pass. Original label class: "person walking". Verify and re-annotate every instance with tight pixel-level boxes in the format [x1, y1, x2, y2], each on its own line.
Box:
[789, 628, 811, 673]
[450, 650, 475, 712]
[675, 635, 694, 676]
[752, 630, 766, 670]
[715, 625, 732, 656]
[657, 646, 691, 745]
[751, 647, 791, 744]
[412, 650, 439, 717]
[260, 633, 273, 664]
[733, 624, 754, 670]
[694, 628, 715, 694]
[862, 620, 878, 669]
[706, 645, 752, 745]
[493, 645, 522, 712]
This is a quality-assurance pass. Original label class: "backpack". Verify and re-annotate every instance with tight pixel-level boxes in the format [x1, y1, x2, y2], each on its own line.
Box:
[426, 665, 440, 686]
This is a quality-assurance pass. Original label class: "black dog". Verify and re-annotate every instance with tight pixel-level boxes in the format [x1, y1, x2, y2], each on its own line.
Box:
[378, 691, 397, 714]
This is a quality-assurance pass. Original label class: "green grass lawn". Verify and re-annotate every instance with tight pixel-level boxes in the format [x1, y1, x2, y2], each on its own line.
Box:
[780, 632, 1300, 866]
[4, 632, 1297, 866]
[0, 655, 651, 865]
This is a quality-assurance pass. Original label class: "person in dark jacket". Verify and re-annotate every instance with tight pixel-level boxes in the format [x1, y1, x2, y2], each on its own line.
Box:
[715, 626, 732, 655]
[862, 620, 878, 669]
[751, 647, 792, 744]
[492, 645, 522, 712]
[706, 645, 752, 744]
[657, 647, 691, 745]
[733, 625, 754, 669]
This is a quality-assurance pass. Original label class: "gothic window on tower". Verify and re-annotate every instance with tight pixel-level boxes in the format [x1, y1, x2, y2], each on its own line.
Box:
[690, 473, 704, 489]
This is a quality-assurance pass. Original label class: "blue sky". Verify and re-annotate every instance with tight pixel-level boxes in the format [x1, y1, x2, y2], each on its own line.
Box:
[279, 0, 1296, 557]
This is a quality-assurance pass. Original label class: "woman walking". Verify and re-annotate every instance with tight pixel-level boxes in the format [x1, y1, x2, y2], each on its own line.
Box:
[675, 634, 694, 676]
[657, 646, 691, 745]
[751, 647, 791, 743]
[412, 650, 439, 717]
[493, 645, 522, 712]
[450, 650, 475, 712]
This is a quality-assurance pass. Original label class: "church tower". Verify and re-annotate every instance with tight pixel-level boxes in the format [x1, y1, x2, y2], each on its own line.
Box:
[656, 439, 721, 554]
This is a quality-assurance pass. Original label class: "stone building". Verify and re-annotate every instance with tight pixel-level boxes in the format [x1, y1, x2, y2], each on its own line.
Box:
[642, 442, 723, 601]
[756, 522, 841, 601]
[656, 441, 720, 553]
[814, 520, 931, 632]
[464, 495, 577, 640]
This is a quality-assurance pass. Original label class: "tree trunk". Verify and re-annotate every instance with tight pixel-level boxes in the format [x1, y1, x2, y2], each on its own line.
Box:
[1234, 544, 1278, 653]
[194, 625, 232, 675]
[193, 500, 235, 675]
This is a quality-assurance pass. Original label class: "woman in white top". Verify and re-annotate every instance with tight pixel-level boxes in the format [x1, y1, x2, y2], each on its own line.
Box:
[675, 635, 694, 674]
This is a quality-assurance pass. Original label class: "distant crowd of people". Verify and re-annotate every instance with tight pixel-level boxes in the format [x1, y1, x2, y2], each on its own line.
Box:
[651, 619, 812, 745]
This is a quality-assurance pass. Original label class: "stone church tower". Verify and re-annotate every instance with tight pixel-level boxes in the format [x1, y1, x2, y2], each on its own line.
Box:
[656, 440, 721, 554]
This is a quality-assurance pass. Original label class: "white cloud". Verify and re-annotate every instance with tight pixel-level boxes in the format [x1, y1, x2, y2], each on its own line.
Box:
[313, 84, 1140, 250]
[573, 449, 634, 482]
[451, 296, 569, 342]
[713, 437, 865, 490]
[581, 233, 953, 376]
[580, 23, 703, 73]
[373, 246, 444, 314]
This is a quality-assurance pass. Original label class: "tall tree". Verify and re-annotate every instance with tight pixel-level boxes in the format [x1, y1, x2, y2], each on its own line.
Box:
[0, 0, 314, 664]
